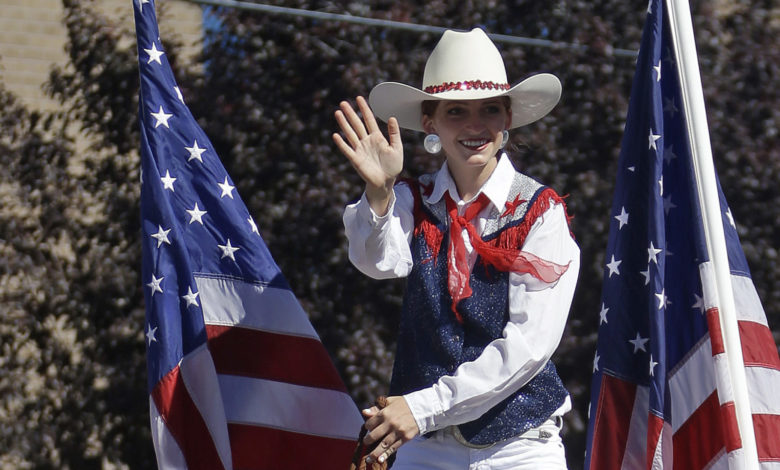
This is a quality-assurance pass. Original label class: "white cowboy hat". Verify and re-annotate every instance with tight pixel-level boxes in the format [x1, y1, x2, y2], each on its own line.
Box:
[368, 28, 561, 132]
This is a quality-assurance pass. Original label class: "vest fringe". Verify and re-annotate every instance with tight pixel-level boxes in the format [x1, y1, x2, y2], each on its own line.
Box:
[406, 182, 574, 266]
[405, 178, 445, 264]
[491, 188, 570, 251]
[416, 218, 443, 264]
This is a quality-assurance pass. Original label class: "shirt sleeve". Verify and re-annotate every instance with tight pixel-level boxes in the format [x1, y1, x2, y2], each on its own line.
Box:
[342, 182, 415, 279]
[403, 201, 580, 435]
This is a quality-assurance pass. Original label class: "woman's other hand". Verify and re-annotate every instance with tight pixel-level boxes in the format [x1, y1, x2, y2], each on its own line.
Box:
[361, 395, 419, 464]
[333, 96, 403, 216]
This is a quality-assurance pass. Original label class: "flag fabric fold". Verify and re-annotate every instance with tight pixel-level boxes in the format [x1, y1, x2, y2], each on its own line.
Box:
[134, 1, 363, 468]
[584, 0, 780, 468]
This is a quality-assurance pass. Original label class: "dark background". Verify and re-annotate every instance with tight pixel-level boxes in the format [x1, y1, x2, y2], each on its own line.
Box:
[0, 0, 777, 468]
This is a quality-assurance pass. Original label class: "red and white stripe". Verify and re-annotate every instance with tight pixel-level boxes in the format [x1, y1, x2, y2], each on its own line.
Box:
[590, 263, 780, 469]
[693, 262, 780, 469]
[150, 276, 364, 469]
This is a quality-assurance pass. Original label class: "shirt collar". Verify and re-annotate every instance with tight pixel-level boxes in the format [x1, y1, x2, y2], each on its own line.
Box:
[425, 152, 515, 210]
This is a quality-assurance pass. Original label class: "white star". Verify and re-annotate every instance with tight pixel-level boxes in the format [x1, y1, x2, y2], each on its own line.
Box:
[627, 166, 636, 172]
[663, 145, 677, 165]
[160, 170, 176, 191]
[647, 0, 653, 13]
[182, 286, 199, 308]
[593, 352, 600, 372]
[218, 177, 235, 199]
[151, 105, 173, 128]
[692, 293, 705, 314]
[186, 203, 207, 225]
[654, 61, 662, 82]
[137, 0, 150, 13]
[640, 267, 651, 286]
[144, 42, 165, 65]
[629, 332, 649, 353]
[725, 208, 736, 229]
[185, 140, 206, 163]
[248, 216, 259, 234]
[606, 255, 622, 277]
[649, 355, 658, 376]
[146, 323, 158, 345]
[147, 274, 164, 296]
[663, 97, 679, 116]
[150, 225, 171, 248]
[663, 194, 677, 215]
[658, 175, 664, 196]
[174, 86, 184, 103]
[648, 241, 662, 264]
[218, 239, 240, 261]
[655, 288, 667, 310]
[649, 129, 661, 151]
[614, 206, 629, 229]
[599, 303, 609, 325]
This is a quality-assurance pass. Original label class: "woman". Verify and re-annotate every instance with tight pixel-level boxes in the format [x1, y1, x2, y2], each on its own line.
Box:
[334, 28, 579, 469]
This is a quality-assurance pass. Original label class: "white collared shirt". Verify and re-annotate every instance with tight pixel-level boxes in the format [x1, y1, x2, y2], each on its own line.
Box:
[342, 154, 580, 435]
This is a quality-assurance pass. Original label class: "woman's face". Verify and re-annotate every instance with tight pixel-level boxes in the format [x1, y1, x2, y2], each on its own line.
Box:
[422, 98, 511, 171]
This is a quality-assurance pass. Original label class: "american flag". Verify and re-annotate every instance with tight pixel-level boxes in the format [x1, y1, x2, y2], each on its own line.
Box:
[135, 1, 363, 468]
[584, 0, 780, 468]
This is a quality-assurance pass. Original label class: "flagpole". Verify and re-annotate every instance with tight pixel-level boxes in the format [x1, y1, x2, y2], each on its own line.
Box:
[664, 0, 759, 467]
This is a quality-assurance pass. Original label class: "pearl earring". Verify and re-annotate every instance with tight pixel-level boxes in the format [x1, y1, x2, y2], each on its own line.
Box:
[424, 134, 441, 154]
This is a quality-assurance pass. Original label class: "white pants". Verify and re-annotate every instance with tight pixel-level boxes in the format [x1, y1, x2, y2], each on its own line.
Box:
[391, 419, 567, 470]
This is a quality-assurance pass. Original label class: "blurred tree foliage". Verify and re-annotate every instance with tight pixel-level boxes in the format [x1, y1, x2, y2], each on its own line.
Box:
[0, 0, 776, 468]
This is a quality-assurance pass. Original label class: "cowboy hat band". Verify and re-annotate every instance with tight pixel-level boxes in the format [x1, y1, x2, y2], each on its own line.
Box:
[368, 28, 562, 132]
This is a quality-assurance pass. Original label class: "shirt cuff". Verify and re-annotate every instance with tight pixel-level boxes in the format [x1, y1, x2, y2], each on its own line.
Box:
[354, 191, 396, 229]
[403, 387, 443, 435]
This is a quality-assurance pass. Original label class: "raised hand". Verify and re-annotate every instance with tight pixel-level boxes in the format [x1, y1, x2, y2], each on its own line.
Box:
[333, 96, 403, 216]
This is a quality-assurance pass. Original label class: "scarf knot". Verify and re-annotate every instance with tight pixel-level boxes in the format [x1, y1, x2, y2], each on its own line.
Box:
[444, 192, 569, 323]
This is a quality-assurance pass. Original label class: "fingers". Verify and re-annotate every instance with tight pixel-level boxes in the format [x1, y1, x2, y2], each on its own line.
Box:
[333, 97, 404, 188]
[367, 436, 402, 464]
[386, 117, 402, 151]
[361, 406, 379, 419]
[334, 108, 361, 149]
[364, 430, 402, 464]
[339, 99, 369, 140]
[356, 96, 380, 134]
[362, 396, 418, 443]
[331, 132, 354, 159]
[360, 396, 420, 464]
[381, 439, 403, 463]
[334, 96, 383, 143]
[361, 419, 383, 446]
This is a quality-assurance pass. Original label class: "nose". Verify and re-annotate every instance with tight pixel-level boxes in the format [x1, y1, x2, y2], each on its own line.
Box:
[465, 115, 488, 132]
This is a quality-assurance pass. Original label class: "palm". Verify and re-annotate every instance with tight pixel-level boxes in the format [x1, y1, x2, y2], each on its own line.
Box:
[333, 96, 403, 190]
[350, 129, 403, 188]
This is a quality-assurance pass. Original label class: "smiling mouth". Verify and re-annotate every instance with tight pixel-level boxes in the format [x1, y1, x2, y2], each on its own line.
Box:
[459, 138, 490, 150]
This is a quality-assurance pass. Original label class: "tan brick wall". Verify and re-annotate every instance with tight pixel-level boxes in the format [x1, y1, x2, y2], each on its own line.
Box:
[0, 0, 203, 111]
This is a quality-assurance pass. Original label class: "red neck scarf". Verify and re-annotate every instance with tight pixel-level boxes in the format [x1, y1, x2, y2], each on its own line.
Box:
[444, 192, 569, 322]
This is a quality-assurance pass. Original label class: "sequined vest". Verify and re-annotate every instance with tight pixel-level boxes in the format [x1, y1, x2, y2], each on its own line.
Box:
[389, 170, 569, 446]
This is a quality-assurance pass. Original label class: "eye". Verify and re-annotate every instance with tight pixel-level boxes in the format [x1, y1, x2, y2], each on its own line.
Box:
[446, 106, 465, 116]
[483, 104, 502, 114]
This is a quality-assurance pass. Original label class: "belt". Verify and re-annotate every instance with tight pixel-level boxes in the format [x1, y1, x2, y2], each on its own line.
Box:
[446, 415, 564, 449]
